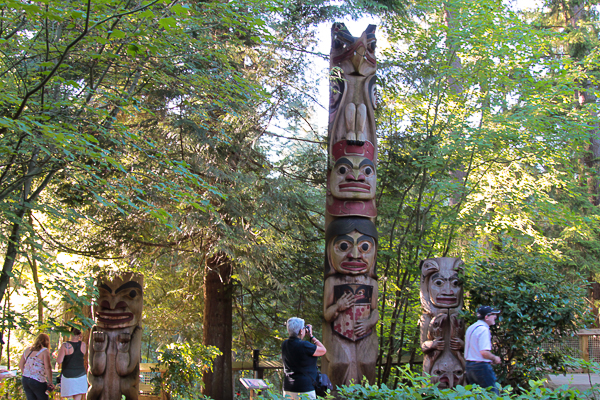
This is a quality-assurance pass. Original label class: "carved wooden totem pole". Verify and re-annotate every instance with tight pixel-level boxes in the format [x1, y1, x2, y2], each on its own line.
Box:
[88, 272, 143, 400]
[322, 23, 379, 388]
[419, 258, 465, 388]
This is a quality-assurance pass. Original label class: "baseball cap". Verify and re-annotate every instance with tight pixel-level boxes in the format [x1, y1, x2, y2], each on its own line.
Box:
[477, 306, 500, 318]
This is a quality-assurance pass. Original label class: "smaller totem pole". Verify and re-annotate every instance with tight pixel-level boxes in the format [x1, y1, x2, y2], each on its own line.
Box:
[419, 258, 465, 388]
[88, 272, 143, 400]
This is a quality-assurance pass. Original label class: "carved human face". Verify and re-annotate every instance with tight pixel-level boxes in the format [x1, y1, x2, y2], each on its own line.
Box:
[328, 230, 376, 275]
[429, 270, 461, 308]
[330, 156, 376, 200]
[93, 274, 143, 330]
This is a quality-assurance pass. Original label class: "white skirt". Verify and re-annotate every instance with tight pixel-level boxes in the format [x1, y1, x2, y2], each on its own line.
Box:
[61, 374, 88, 396]
[283, 390, 316, 399]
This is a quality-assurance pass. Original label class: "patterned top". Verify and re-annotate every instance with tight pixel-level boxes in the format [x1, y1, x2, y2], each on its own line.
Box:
[23, 347, 48, 382]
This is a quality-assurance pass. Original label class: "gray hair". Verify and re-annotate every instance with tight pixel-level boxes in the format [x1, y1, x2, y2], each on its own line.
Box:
[286, 317, 304, 337]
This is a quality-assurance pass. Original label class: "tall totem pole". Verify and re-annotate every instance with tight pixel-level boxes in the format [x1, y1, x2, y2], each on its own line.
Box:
[322, 23, 379, 388]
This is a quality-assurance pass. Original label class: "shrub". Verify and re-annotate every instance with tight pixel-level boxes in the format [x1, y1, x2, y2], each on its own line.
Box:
[464, 253, 590, 390]
[255, 365, 598, 399]
[151, 342, 221, 399]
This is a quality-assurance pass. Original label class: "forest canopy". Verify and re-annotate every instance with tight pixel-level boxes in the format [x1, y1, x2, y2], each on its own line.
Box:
[0, 0, 598, 396]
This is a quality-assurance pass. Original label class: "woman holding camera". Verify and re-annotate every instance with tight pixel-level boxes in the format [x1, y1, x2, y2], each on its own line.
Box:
[282, 317, 327, 399]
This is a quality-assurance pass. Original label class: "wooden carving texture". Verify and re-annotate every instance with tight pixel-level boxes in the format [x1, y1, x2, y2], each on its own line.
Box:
[419, 258, 465, 388]
[322, 23, 379, 390]
[87, 272, 144, 400]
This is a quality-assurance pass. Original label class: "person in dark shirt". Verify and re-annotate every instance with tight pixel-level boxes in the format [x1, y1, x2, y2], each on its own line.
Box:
[56, 328, 87, 400]
[282, 317, 327, 399]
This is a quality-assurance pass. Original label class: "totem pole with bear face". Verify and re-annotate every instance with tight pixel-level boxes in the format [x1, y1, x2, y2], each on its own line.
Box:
[322, 23, 379, 389]
[87, 272, 143, 400]
[419, 258, 465, 388]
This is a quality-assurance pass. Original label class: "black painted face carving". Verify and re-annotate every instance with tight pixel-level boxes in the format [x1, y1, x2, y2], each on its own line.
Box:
[429, 271, 461, 308]
[328, 230, 376, 276]
[93, 273, 143, 330]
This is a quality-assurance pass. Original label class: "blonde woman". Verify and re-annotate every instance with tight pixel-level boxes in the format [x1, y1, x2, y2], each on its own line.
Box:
[18, 333, 55, 400]
[56, 328, 87, 400]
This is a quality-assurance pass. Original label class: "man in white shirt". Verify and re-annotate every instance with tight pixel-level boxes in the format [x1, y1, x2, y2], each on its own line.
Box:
[464, 306, 501, 394]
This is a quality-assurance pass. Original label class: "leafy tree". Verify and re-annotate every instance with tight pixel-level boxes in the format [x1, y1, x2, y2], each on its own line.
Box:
[374, 0, 597, 385]
[464, 254, 590, 390]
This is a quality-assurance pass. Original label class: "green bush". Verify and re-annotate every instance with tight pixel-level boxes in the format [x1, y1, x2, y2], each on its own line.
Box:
[255, 365, 598, 399]
[464, 253, 590, 390]
[151, 342, 221, 400]
[0, 375, 24, 400]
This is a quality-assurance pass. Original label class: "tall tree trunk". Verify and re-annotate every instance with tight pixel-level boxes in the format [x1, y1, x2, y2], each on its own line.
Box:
[27, 214, 44, 323]
[0, 207, 27, 306]
[0, 154, 56, 306]
[202, 251, 233, 400]
[444, 2, 467, 207]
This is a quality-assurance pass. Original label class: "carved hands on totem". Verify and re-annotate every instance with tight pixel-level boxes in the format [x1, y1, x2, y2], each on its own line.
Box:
[336, 291, 355, 312]
[117, 333, 131, 353]
[92, 331, 108, 352]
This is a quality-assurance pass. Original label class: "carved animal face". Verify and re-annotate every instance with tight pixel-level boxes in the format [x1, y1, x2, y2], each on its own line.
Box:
[331, 23, 377, 77]
[330, 156, 376, 200]
[93, 273, 143, 330]
[328, 230, 376, 275]
[430, 353, 464, 388]
[429, 271, 461, 308]
[420, 258, 464, 312]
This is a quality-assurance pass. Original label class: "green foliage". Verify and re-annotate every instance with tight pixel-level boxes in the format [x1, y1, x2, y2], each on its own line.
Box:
[375, 0, 600, 384]
[254, 365, 593, 399]
[464, 253, 590, 390]
[151, 342, 221, 399]
[0, 375, 24, 400]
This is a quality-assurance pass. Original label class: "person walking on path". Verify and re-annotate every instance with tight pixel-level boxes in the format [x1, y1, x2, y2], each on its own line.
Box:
[282, 317, 327, 399]
[464, 306, 502, 395]
[56, 328, 87, 400]
[18, 333, 55, 400]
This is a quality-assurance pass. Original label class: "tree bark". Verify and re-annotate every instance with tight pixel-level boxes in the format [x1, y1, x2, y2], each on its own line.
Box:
[202, 251, 233, 400]
[443, 3, 467, 207]
[27, 214, 44, 323]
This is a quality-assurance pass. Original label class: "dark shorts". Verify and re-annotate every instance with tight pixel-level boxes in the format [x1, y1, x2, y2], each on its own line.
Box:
[22, 376, 49, 400]
[465, 361, 498, 395]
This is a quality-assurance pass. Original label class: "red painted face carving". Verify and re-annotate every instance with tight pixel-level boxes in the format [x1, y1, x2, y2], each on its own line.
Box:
[328, 230, 376, 275]
[331, 156, 376, 200]
[93, 274, 143, 330]
[429, 271, 461, 308]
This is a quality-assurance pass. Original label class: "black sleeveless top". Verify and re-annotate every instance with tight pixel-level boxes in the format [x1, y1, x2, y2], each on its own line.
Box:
[61, 341, 85, 378]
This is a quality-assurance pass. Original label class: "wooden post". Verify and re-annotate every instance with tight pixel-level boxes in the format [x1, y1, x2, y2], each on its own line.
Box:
[250, 350, 263, 399]
[580, 334, 590, 372]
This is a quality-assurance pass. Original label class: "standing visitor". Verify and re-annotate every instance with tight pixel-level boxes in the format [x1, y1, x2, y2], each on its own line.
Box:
[464, 306, 502, 394]
[56, 328, 87, 400]
[282, 317, 327, 399]
[18, 333, 55, 400]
